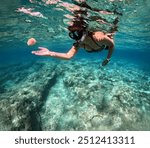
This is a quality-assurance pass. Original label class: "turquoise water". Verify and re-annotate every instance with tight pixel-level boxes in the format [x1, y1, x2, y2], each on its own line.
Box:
[0, 0, 150, 131]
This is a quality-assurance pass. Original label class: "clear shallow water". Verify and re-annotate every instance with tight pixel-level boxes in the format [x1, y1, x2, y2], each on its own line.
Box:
[0, 0, 150, 69]
[0, 0, 150, 131]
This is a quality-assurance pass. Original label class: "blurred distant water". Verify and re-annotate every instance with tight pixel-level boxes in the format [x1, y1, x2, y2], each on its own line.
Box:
[0, 0, 149, 71]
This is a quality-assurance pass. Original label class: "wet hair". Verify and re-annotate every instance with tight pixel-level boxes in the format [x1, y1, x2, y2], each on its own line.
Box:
[68, 22, 87, 41]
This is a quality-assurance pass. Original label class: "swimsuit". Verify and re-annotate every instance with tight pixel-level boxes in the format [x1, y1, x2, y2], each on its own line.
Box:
[73, 31, 109, 52]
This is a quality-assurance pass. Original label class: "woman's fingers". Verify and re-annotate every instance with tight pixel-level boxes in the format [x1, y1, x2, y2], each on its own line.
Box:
[32, 51, 40, 55]
[38, 47, 47, 50]
[31, 48, 44, 55]
[38, 47, 44, 50]
[31, 47, 50, 56]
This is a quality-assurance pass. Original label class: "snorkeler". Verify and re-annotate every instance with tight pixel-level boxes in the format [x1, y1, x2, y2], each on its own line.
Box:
[31, 0, 120, 66]
[31, 23, 114, 66]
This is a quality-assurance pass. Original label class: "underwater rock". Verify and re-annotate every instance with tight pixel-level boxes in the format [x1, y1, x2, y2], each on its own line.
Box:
[0, 61, 57, 130]
[40, 59, 150, 131]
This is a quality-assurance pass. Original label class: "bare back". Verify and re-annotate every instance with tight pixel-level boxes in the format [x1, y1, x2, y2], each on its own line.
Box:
[80, 31, 114, 52]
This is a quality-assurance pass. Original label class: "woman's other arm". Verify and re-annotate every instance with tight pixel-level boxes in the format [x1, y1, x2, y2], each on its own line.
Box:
[102, 36, 114, 66]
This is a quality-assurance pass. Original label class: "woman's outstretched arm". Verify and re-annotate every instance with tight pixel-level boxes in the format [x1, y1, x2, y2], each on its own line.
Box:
[32, 45, 78, 60]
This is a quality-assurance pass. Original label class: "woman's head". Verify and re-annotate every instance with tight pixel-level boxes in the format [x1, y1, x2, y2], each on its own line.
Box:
[68, 20, 87, 40]
[68, 24, 84, 32]
[69, 30, 83, 40]
[68, 19, 87, 31]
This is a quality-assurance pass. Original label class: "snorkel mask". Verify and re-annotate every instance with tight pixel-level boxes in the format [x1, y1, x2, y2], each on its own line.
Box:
[69, 30, 83, 41]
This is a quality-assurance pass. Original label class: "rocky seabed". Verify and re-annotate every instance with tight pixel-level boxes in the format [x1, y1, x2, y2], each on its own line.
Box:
[0, 59, 150, 131]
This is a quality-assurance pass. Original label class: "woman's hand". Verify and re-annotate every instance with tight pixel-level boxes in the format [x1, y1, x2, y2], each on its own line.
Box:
[102, 59, 110, 66]
[32, 47, 55, 56]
